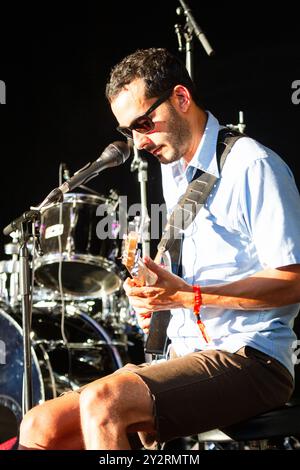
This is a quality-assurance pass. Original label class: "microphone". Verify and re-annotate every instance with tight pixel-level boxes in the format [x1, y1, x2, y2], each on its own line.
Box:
[37, 141, 131, 210]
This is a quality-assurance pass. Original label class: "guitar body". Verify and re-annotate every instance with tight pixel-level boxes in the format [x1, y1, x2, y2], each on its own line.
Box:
[144, 310, 171, 356]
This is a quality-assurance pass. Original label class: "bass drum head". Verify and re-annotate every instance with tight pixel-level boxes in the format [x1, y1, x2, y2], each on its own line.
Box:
[0, 303, 123, 442]
[27, 306, 124, 395]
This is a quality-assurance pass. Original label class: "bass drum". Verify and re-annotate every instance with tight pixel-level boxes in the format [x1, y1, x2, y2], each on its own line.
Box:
[0, 302, 123, 442]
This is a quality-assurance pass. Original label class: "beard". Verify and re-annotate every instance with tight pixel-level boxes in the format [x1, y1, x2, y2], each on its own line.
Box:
[157, 103, 192, 164]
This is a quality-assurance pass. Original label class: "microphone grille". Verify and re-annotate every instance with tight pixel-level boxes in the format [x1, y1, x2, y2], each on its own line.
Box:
[109, 141, 131, 163]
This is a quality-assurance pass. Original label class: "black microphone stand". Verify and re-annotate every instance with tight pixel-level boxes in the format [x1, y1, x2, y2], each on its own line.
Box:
[175, 0, 215, 78]
[3, 210, 41, 414]
[19, 219, 35, 414]
[3, 191, 63, 415]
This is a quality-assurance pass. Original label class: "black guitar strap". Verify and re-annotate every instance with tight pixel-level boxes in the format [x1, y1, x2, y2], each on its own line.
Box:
[145, 127, 244, 356]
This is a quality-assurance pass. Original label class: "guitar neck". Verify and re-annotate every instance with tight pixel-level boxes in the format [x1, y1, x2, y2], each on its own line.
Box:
[121, 233, 171, 356]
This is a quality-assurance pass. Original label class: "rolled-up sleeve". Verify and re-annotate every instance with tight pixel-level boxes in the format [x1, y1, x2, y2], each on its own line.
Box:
[239, 155, 300, 268]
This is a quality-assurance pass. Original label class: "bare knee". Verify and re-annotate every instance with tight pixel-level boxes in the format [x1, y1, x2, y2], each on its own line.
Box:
[18, 390, 83, 450]
[19, 404, 55, 449]
[80, 381, 120, 427]
[80, 372, 153, 428]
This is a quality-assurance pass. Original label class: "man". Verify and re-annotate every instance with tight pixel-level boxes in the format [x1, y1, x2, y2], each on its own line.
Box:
[19, 48, 300, 450]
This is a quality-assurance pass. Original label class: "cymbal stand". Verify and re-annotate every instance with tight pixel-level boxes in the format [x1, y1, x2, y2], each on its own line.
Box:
[175, 0, 215, 78]
[227, 111, 246, 134]
[175, 3, 245, 135]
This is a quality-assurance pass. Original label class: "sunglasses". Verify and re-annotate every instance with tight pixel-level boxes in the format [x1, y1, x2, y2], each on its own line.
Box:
[116, 88, 173, 139]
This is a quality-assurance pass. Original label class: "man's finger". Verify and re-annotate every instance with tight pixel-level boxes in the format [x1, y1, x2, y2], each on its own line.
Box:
[143, 256, 173, 280]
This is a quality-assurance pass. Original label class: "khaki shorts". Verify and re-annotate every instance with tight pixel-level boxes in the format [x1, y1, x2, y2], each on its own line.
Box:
[119, 346, 293, 448]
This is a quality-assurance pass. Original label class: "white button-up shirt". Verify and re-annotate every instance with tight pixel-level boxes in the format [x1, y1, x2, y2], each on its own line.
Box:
[160, 112, 300, 377]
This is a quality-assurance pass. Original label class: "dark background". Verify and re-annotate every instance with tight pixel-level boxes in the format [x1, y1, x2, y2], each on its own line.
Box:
[0, 1, 299, 255]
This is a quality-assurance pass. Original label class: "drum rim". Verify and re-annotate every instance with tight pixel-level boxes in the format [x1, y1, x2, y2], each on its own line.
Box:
[33, 253, 122, 298]
[34, 252, 119, 272]
[40, 193, 108, 211]
[0, 306, 46, 403]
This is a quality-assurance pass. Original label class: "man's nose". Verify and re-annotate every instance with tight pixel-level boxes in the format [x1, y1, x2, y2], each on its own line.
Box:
[132, 130, 152, 150]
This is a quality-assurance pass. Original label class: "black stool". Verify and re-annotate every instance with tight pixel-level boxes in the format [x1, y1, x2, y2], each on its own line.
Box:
[198, 399, 300, 449]
[198, 329, 300, 450]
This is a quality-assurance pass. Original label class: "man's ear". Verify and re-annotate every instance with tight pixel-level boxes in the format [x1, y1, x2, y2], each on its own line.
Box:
[172, 85, 191, 112]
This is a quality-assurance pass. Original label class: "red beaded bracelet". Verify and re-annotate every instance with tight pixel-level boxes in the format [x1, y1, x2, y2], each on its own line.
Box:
[193, 285, 210, 343]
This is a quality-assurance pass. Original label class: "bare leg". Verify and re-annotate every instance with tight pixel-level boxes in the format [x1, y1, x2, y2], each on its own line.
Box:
[80, 371, 155, 450]
[19, 369, 155, 450]
[18, 372, 126, 450]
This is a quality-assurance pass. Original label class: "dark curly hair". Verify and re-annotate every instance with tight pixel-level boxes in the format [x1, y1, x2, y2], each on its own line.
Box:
[105, 48, 203, 107]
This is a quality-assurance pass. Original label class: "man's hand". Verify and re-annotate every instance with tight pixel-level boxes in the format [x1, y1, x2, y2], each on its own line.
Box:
[124, 277, 153, 333]
[133, 307, 152, 334]
[123, 256, 194, 319]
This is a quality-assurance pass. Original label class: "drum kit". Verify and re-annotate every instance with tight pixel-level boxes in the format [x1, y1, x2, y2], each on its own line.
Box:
[0, 190, 145, 442]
